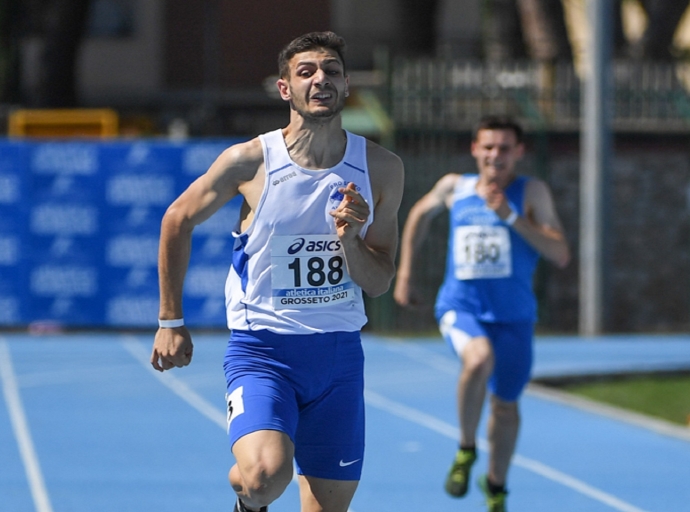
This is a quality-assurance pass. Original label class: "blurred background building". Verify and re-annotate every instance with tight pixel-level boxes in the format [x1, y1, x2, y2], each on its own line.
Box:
[2, 0, 687, 134]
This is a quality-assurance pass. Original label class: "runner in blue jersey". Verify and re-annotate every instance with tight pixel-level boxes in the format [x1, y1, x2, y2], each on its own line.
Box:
[150, 32, 404, 512]
[394, 116, 570, 512]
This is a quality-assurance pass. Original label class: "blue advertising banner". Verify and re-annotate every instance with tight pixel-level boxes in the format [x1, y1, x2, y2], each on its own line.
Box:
[27, 142, 105, 325]
[0, 142, 30, 325]
[0, 138, 245, 329]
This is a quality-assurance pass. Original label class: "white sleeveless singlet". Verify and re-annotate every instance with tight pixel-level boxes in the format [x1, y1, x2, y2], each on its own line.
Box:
[225, 129, 374, 334]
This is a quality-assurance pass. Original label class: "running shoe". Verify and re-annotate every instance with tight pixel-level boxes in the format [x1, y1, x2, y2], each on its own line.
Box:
[478, 474, 507, 512]
[444, 448, 477, 497]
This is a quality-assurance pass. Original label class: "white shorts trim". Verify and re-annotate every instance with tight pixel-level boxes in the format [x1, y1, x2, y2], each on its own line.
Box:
[439, 310, 472, 356]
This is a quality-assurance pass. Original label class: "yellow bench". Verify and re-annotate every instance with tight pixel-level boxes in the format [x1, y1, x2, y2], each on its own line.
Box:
[8, 109, 119, 137]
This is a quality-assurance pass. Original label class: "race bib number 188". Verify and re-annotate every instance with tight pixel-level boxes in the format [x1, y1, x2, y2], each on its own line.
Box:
[270, 235, 355, 309]
[453, 225, 512, 280]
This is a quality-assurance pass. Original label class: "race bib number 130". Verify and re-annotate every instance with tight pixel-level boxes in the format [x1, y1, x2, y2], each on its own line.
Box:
[453, 225, 512, 280]
[270, 235, 355, 309]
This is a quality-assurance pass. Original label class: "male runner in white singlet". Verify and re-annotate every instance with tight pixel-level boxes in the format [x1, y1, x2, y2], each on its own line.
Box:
[150, 32, 404, 512]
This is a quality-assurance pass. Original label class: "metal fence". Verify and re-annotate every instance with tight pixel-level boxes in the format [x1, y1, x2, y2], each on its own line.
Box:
[368, 58, 690, 334]
[389, 59, 690, 133]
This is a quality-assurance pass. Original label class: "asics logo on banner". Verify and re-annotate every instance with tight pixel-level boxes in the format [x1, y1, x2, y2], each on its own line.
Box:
[287, 238, 306, 254]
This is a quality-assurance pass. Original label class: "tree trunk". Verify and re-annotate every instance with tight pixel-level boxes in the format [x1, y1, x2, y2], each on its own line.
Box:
[516, 0, 572, 62]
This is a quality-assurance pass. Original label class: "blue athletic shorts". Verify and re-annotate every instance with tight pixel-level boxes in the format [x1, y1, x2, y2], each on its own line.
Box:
[223, 329, 365, 480]
[439, 310, 534, 402]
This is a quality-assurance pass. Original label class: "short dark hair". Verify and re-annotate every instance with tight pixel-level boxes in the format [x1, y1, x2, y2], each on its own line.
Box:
[473, 115, 524, 144]
[278, 31, 347, 79]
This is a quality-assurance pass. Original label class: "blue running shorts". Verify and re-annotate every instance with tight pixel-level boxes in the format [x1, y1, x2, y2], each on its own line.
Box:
[439, 310, 533, 402]
[223, 329, 365, 480]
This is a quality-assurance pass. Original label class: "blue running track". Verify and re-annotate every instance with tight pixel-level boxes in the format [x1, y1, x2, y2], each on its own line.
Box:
[1, 332, 689, 512]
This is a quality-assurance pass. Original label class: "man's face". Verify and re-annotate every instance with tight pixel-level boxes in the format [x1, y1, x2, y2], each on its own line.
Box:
[471, 129, 524, 183]
[277, 48, 349, 121]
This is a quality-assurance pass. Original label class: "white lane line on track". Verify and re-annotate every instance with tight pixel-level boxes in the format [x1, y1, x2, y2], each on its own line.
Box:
[0, 340, 54, 512]
[365, 390, 648, 512]
[370, 340, 651, 512]
[121, 337, 357, 512]
[120, 338, 226, 429]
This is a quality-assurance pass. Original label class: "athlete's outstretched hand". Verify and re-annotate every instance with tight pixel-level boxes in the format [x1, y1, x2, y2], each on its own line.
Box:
[151, 326, 193, 372]
[329, 182, 370, 241]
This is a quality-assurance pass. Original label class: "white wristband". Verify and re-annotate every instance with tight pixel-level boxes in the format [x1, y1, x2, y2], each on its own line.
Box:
[158, 318, 184, 328]
[505, 210, 518, 226]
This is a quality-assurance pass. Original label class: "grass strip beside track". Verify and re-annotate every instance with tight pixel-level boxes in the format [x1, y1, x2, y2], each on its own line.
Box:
[559, 374, 690, 426]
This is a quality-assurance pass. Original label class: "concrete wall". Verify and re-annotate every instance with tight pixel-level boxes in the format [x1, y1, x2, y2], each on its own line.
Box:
[71, 0, 483, 103]
[330, 0, 401, 69]
[78, 0, 164, 103]
[331, 0, 482, 67]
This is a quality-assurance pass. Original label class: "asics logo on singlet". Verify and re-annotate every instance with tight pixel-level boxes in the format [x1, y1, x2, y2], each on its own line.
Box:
[287, 238, 342, 254]
[306, 240, 341, 252]
[287, 238, 306, 254]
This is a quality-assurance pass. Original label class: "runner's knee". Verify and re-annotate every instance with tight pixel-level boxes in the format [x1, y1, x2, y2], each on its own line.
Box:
[462, 337, 494, 378]
[232, 433, 295, 506]
[491, 397, 519, 427]
[237, 457, 293, 505]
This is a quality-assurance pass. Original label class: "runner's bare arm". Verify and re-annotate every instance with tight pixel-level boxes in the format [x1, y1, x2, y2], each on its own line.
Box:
[513, 179, 570, 268]
[393, 173, 458, 307]
[330, 143, 404, 297]
[151, 139, 263, 371]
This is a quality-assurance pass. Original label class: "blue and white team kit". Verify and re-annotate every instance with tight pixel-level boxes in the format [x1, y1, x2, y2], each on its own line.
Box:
[222, 129, 373, 480]
[436, 174, 540, 401]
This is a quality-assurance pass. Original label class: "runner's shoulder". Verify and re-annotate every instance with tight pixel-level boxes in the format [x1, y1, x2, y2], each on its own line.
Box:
[213, 137, 265, 181]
